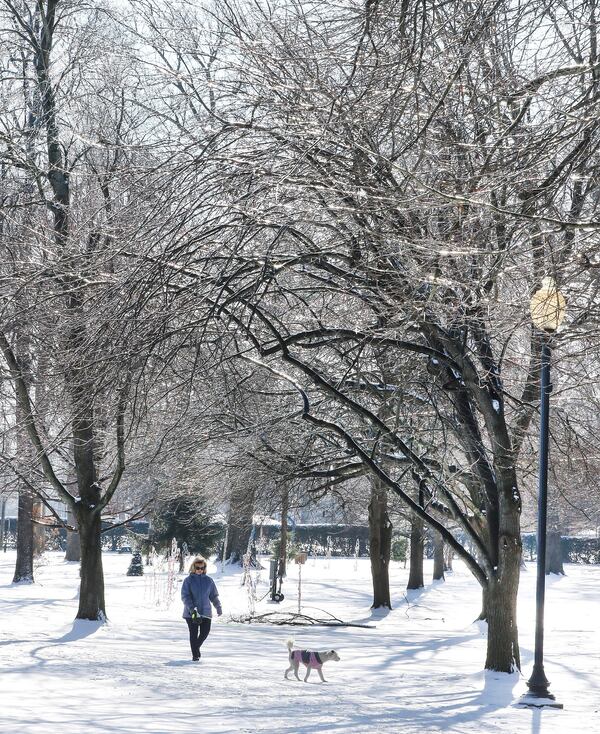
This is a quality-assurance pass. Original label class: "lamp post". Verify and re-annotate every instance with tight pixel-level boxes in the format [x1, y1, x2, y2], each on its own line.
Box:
[522, 277, 565, 708]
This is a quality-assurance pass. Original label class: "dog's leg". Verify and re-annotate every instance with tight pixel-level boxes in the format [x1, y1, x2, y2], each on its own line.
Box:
[304, 667, 311, 682]
[294, 662, 301, 681]
[317, 668, 326, 683]
[284, 665, 293, 679]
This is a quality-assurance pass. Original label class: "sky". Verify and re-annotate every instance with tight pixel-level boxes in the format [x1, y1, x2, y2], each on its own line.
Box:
[1, 550, 599, 734]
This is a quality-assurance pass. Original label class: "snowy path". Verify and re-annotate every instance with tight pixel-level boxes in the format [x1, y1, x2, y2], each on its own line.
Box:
[1, 552, 598, 733]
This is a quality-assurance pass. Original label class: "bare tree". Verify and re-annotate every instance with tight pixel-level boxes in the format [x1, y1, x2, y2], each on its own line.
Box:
[127, 0, 600, 673]
[0, 0, 149, 618]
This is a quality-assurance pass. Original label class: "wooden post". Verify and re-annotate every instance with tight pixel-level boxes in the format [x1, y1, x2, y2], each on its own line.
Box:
[295, 552, 307, 614]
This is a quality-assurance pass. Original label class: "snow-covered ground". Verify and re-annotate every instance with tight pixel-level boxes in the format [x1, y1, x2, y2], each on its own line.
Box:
[1, 551, 598, 734]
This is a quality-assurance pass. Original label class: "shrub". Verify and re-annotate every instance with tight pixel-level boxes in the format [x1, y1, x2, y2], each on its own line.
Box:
[391, 538, 407, 563]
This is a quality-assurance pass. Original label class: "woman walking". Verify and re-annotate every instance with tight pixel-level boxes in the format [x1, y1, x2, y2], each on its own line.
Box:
[181, 556, 222, 660]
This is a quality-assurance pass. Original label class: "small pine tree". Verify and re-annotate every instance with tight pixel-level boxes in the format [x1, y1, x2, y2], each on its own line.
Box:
[126, 551, 144, 576]
[149, 494, 223, 558]
[391, 538, 407, 563]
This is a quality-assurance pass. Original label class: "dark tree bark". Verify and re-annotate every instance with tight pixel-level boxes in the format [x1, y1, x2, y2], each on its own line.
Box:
[32, 502, 45, 558]
[12, 490, 34, 583]
[75, 505, 105, 620]
[546, 530, 565, 575]
[444, 544, 453, 573]
[225, 484, 255, 563]
[407, 510, 424, 590]
[0, 498, 6, 550]
[485, 543, 521, 672]
[12, 333, 34, 583]
[545, 501, 565, 575]
[432, 531, 445, 581]
[368, 476, 392, 608]
[279, 485, 289, 577]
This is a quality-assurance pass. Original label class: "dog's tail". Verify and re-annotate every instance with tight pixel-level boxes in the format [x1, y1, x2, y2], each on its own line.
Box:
[286, 638, 294, 652]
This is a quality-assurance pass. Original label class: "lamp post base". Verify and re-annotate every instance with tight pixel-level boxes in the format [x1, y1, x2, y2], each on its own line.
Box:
[524, 663, 561, 704]
[518, 691, 563, 709]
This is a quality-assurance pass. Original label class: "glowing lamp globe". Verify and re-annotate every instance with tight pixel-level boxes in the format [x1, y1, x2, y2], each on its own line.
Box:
[529, 277, 566, 333]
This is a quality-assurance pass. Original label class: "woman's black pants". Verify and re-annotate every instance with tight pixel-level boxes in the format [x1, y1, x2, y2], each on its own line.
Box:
[186, 617, 212, 658]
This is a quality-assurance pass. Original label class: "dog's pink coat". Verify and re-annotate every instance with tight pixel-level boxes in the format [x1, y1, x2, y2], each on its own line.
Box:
[291, 650, 322, 669]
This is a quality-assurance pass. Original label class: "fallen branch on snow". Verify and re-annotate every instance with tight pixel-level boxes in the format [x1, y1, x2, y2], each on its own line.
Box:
[231, 609, 375, 628]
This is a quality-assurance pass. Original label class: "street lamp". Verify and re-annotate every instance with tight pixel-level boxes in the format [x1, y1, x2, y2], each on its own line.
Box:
[522, 277, 565, 708]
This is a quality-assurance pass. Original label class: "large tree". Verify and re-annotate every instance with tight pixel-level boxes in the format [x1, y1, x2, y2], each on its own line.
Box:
[125, 0, 600, 673]
[0, 0, 149, 618]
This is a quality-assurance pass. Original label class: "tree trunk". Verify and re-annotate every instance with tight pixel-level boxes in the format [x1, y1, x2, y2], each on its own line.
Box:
[479, 459, 523, 672]
[407, 511, 424, 590]
[484, 486, 522, 672]
[32, 501, 45, 558]
[76, 510, 105, 620]
[368, 477, 392, 608]
[444, 543, 453, 572]
[67, 393, 105, 620]
[545, 505, 564, 574]
[13, 491, 34, 583]
[13, 331, 35, 582]
[0, 498, 6, 550]
[279, 486, 289, 577]
[432, 530, 445, 581]
[484, 571, 521, 672]
[545, 529, 564, 575]
[225, 484, 255, 563]
[33, 349, 52, 560]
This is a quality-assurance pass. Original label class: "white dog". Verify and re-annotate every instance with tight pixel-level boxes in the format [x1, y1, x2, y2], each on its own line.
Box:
[284, 639, 340, 682]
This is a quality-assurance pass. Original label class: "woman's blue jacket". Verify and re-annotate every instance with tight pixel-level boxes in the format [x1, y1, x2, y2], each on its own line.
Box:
[181, 573, 222, 619]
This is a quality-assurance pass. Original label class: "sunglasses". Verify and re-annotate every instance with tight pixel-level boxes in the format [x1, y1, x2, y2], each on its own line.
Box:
[195, 564, 206, 570]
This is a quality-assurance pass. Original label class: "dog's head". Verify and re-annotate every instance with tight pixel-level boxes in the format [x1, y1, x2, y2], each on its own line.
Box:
[322, 650, 340, 662]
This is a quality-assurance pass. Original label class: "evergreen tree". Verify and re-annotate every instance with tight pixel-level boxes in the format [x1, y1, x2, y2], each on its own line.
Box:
[150, 494, 223, 559]
[126, 552, 144, 577]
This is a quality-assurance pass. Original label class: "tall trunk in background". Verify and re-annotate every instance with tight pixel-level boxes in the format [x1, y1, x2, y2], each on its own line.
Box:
[407, 484, 425, 590]
[407, 510, 424, 590]
[33, 342, 53, 560]
[0, 498, 6, 549]
[8, 354, 37, 583]
[13, 490, 34, 583]
[32, 501, 45, 557]
[368, 356, 394, 608]
[368, 475, 392, 608]
[12, 333, 34, 583]
[279, 485, 289, 577]
[546, 501, 564, 575]
[225, 484, 255, 563]
[545, 530, 564, 575]
[444, 543, 453, 573]
[432, 531, 445, 581]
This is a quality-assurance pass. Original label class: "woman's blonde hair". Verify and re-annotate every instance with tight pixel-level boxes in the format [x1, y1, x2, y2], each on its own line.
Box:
[188, 556, 207, 574]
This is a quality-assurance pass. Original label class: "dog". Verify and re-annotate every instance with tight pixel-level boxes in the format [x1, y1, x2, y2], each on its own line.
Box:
[284, 639, 340, 682]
